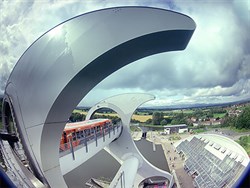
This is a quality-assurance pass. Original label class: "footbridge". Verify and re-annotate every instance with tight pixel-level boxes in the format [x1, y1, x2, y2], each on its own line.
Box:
[1, 6, 195, 188]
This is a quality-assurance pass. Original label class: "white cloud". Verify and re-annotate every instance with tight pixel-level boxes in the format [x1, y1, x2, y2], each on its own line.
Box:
[0, 0, 249, 107]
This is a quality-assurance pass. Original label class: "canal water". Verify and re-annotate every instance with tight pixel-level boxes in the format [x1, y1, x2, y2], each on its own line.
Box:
[64, 139, 170, 188]
[135, 139, 170, 172]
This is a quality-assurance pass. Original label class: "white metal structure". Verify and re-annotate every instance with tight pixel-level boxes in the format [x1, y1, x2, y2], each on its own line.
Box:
[86, 93, 174, 187]
[2, 7, 195, 187]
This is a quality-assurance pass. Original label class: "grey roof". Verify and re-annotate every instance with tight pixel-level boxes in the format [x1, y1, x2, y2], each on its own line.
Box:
[164, 124, 188, 128]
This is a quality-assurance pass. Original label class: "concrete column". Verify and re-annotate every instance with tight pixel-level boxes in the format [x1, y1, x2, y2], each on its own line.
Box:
[109, 156, 139, 188]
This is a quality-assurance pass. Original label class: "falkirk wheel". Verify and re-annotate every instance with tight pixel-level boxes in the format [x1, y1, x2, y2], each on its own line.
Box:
[2, 6, 196, 188]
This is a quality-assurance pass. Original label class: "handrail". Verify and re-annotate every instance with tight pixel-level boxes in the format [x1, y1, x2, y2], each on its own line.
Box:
[59, 124, 121, 157]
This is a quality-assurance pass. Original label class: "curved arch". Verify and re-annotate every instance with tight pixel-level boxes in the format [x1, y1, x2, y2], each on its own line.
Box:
[3, 7, 195, 187]
[86, 93, 156, 166]
[86, 93, 174, 187]
[86, 105, 123, 123]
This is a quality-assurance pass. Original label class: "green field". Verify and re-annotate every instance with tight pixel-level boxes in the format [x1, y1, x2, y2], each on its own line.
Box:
[172, 109, 194, 114]
[191, 128, 207, 134]
[213, 113, 226, 118]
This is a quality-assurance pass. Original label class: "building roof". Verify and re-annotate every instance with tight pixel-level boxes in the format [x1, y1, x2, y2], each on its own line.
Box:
[174, 134, 250, 167]
[164, 124, 188, 128]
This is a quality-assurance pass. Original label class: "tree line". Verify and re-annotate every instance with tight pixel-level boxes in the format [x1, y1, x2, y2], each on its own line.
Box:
[69, 112, 121, 124]
[144, 105, 250, 130]
[223, 106, 250, 129]
[147, 111, 186, 126]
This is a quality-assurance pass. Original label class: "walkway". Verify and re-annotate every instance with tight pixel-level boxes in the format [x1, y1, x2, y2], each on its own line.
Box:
[164, 141, 194, 188]
[146, 131, 195, 188]
[59, 124, 122, 175]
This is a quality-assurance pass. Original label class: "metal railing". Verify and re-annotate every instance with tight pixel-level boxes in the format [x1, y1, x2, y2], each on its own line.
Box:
[59, 122, 122, 159]
[0, 140, 46, 188]
[111, 171, 125, 188]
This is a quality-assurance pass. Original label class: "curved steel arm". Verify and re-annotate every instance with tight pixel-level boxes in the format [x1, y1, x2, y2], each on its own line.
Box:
[3, 7, 195, 187]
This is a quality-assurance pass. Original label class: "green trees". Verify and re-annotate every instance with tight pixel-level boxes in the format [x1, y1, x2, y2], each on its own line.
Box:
[171, 119, 179, 125]
[223, 116, 236, 127]
[237, 135, 250, 155]
[66, 104, 250, 129]
[194, 109, 204, 118]
[235, 106, 250, 129]
[145, 118, 152, 124]
[171, 112, 186, 125]
[160, 119, 168, 125]
[211, 107, 227, 114]
[206, 111, 214, 118]
[69, 112, 85, 122]
[151, 111, 187, 125]
[222, 106, 250, 130]
[152, 112, 164, 125]
[238, 135, 250, 147]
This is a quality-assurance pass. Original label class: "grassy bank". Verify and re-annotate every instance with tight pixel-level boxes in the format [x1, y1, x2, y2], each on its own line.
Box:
[192, 128, 207, 134]
[213, 113, 226, 118]
[130, 125, 141, 132]
[236, 135, 250, 155]
[229, 126, 250, 133]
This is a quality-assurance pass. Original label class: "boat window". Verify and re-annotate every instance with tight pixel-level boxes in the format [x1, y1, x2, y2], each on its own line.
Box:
[76, 131, 81, 139]
[80, 131, 84, 137]
[72, 132, 76, 141]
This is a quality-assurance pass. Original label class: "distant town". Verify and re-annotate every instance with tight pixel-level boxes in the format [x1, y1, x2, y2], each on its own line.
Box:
[1, 97, 250, 155]
[70, 99, 250, 155]
[0, 97, 250, 188]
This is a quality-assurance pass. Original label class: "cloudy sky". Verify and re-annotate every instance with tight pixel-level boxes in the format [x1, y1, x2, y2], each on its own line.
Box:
[0, 0, 250, 107]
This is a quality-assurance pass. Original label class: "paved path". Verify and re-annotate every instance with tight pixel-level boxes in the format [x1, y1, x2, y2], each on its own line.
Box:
[146, 131, 195, 188]
[131, 129, 250, 188]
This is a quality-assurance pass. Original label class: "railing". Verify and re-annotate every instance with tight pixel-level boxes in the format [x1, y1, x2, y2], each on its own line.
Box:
[59, 122, 122, 159]
[0, 140, 45, 188]
[111, 171, 125, 188]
